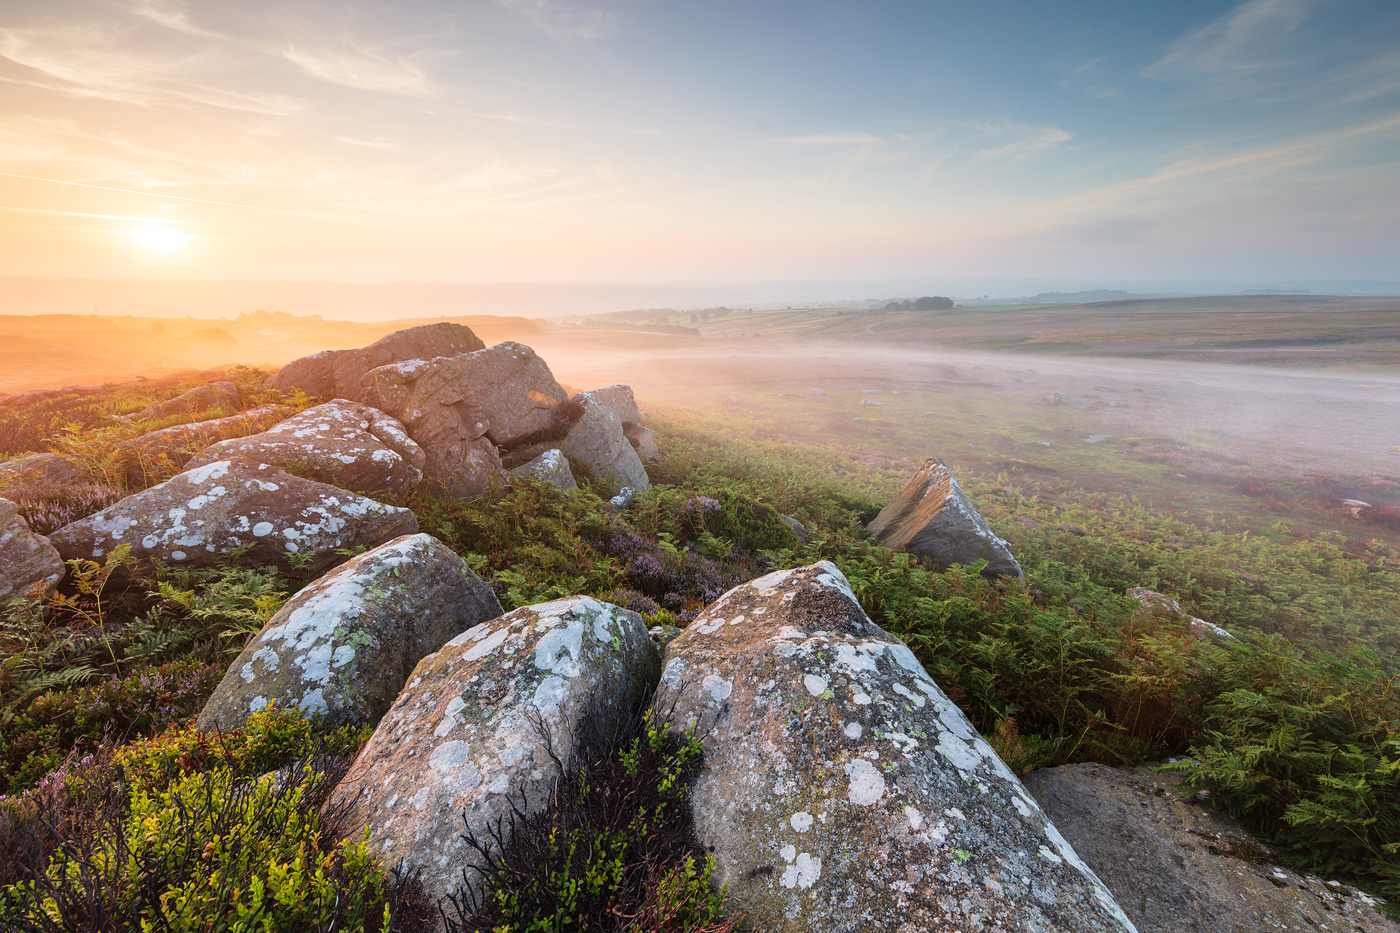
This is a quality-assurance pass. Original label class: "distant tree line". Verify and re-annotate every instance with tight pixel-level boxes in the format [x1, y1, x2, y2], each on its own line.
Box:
[882, 296, 954, 311]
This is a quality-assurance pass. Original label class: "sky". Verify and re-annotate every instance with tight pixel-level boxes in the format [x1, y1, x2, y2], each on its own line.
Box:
[0, 0, 1397, 288]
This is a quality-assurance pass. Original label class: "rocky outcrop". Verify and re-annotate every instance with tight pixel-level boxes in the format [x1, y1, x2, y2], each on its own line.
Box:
[0, 453, 87, 490]
[868, 457, 1023, 579]
[455, 342, 569, 448]
[327, 597, 660, 924]
[512, 395, 649, 497]
[189, 400, 425, 504]
[1024, 762, 1396, 933]
[48, 457, 417, 577]
[117, 406, 289, 487]
[1127, 587, 1233, 641]
[198, 534, 501, 732]
[507, 448, 577, 491]
[0, 498, 65, 602]
[622, 423, 659, 462]
[361, 357, 503, 500]
[655, 562, 1133, 933]
[577, 385, 659, 462]
[136, 381, 240, 421]
[268, 323, 485, 404]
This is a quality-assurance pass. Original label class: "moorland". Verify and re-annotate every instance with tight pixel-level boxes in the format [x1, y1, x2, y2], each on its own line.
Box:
[1, 294, 1399, 929]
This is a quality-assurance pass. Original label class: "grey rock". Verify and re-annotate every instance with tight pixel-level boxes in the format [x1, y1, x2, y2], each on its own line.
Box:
[190, 400, 424, 503]
[1127, 587, 1234, 641]
[868, 457, 1023, 579]
[1024, 762, 1397, 933]
[507, 448, 576, 492]
[778, 514, 808, 544]
[809, 387, 825, 397]
[861, 398, 884, 407]
[362, 357, 503, 500]
[269, 323, 486, 404]
[655, 562, 1133, 933]
[575, 384, 641, 426]
[48, 457, 418, 577]
[327, 597, 660, 926]
[457, 342, 570, 447]
[117, 406, 290, 487]
[609, 486, 635, 509]
[516, 396, 648, 497]
[0, 453, 87, 490]
[0, 498, 65, 602]
[622, 423, 659, 462]
[137, 381, 240, 421]
[198, 533, 501, 732]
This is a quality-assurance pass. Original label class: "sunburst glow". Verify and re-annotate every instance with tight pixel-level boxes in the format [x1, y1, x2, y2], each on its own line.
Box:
[128, 225, 190, 253]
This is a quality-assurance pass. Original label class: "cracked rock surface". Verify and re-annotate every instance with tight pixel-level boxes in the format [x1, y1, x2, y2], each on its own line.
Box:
[268, 322, 485, 404]
[198, 533, 501, 732]
[47, 457, 417, 577]
[327, 596, 660, 927]
[655, 561, 1133, 933]
[0, 497, 65, 602]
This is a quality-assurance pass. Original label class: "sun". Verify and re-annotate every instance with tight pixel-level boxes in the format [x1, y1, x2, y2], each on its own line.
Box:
[128, 225, 191, 253]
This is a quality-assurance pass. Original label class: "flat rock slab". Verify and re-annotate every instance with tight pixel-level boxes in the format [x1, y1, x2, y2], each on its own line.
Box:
[1024, 762, 1396, 933]
[48, 457, 418, 577]
[655, 562, 1133, 933]
[190, 399, 425, 503]
[117, 406, 289, 487]
[457, 342, 569, 448]
[269, 323, 486, 403]
[198, 533, 502, 732]
[328, 597, 660, 924]
[0, 497, 65, 601]
[0, 453, 87, 490]
[137, 381, 240, 421]
[868, 457, 1023, 580]
[507, 448, 577, 491]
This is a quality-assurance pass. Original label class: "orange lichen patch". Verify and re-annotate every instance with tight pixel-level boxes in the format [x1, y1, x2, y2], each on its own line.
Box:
[866, 458, 953, 548]
[528, 389, 561, 406]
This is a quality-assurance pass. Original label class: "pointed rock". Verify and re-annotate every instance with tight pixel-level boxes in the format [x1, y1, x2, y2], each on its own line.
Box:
[868, 458, 1023, 579]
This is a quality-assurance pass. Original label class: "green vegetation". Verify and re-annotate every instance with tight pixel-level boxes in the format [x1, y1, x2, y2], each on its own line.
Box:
[2, 372, 1400, 923]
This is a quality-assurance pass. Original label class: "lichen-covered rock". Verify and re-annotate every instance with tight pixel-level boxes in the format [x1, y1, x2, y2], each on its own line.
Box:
[514, 396, 648, 497]
[361, 357, 503, 500]
[268, 323, 485, 403]
[655, 562, 1134, 933]
[48, 457, 418, 577]
[189, 400, 425, 503]
[868, 457, 1023, 579]
[575, 385, 641, 426]
[117, 406, 290, 486]
[1127, 587, 1233, 641]
[327, 597, 660, 923]
[198, 534, 502, 732]
[507, 448, 576, 491]
[0, 453, 87, 491]
[136, 381, 240, 421]
[0, 498, 65, 601]
[456, 342, 569, 448]
[1024, 762, 1396, 933]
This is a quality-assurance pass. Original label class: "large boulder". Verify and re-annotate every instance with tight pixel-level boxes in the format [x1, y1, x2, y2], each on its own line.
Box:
[654, 562, 1133, 933]
[455, 342, 569, 448]
[189, 400, 425, 503]
[197, 534, 502, 732]
[507, 448, 576, 492]
[48, 457, 418, 577]
[327, 597, 660, 924]
[1024, 762, 1397, 933]
[0, 498, 65, 602]
[868, 457, 1023, 579]
[268, 323, 485, 404]
[361, 357, 503, 500]
[0, 453, 87, 490]
[575, 385, 641, 425]
[511, 395, 649, 497]
[136, 381, 240, 421]
[116, 406, 289, 487]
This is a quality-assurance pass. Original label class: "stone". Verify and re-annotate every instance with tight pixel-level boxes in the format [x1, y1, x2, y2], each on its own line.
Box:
[198, 533, 502, 732]
[361, 357, 503, 501]
[268, 323, 486, 404]
[868, 458, 1023, 580]
[48, 457, 418, 577]
[1024, 762, 1398, 933]
[575, 385, 641, 426]
[0, 498, 65, 602]
[778, 514, 809, 544]
[654, 562, 1133, 933]
[506, 448, 576, 492]
[189, 400, 425, 504]
[136, 381, 240, 421]
[514, 396, 648, 498]
[1127, 587, 1233, 641]
[456, 342, 569, 448]
[809, 387, 825, 397]
[327, 597, 660, 924]
[622, 423, 659, 462]
[0, 453, 87, 491]
[117, 406, 289, 487]
[609, 486, 635, 509]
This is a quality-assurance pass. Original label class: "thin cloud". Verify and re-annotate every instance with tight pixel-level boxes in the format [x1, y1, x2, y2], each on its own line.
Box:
[975, 124, 1073, 160]
[1146, 0, 1314, 83]
[781, 132, 880, 146]
[283, 44, 434, 95]
[495, 0, 616, 40]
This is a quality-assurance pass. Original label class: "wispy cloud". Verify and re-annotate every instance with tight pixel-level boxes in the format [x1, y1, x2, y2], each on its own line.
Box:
[495, 0, 615, 40]
[282, 44, 433, 95]
[780, 132, 880, 146]
[974, 123, 1073, 160]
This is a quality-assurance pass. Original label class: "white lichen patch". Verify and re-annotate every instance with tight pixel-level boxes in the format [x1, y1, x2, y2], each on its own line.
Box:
[844, 759, 886, 806]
